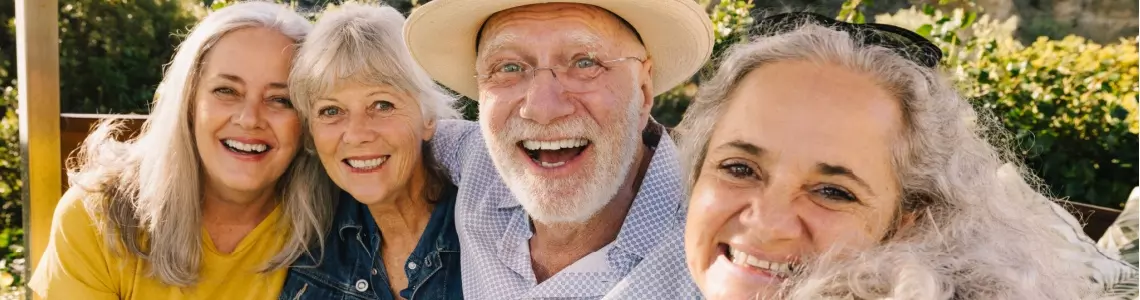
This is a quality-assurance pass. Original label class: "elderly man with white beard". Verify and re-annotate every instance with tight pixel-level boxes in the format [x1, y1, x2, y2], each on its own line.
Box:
[403, 0, 713, 298]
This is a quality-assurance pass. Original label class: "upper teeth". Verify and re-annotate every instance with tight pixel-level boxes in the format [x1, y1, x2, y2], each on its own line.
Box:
[521, 139, 588, 151]
[346, 157, 386, 170]
[729, 247, 793, 275]
[224, 139, 268, 153]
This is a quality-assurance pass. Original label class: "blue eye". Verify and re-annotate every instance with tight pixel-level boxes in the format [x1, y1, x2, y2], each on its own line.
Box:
[718, 161, 758, 179]
[373, 101, 394, 111]
[498, 62, 523, 73]
[317, 106, 341, 116]
[573, 57, 598, 69]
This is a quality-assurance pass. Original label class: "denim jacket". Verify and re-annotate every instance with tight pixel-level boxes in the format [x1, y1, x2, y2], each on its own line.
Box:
[280, 184, 462, 300]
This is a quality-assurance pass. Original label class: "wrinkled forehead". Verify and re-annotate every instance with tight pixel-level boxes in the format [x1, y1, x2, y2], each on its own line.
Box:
[476, 3, 643, 56]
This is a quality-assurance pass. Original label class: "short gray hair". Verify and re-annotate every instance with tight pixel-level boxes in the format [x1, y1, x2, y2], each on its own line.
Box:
[675, 22, 1092, 299]
[290, 2, 460, 125]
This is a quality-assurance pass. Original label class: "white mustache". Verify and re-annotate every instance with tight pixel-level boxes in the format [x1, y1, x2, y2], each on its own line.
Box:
[499, 116, 601, 142]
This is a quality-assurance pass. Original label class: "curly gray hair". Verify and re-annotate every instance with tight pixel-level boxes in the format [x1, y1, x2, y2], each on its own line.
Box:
[675, 22, 1094, 299]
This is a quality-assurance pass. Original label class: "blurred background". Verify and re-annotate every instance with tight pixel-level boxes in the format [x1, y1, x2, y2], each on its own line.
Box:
[0, 0, 1135, 297]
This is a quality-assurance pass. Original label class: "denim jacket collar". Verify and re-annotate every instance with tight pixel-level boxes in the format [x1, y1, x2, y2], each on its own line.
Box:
[282, 184, 462, 300]
[335, 186, 460, 255]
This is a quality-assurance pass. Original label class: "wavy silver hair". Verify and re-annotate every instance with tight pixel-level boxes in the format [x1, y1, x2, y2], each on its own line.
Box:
[675, 23, 1093, 299]
[67, 1, 333, 287]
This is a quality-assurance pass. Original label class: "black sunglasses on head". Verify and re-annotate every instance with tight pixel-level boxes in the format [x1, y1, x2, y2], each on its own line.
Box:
[755, 12, 943, 68]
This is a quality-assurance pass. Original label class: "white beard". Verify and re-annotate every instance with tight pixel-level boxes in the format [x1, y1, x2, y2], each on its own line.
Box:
[480, 95, 643, 224]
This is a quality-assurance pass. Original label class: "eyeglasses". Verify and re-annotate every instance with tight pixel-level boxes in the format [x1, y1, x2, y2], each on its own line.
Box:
[756, 12, 943, 68]
[474, 55, 645, 93]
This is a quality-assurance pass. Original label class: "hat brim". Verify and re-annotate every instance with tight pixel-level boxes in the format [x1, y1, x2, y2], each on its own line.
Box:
[404, 0, 714, 100]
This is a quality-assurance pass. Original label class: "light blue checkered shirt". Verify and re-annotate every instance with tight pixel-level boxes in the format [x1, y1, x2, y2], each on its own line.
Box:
[431, 119, 702, 299]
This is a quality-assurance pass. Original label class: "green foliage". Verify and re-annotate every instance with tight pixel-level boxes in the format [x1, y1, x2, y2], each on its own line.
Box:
[653, 0, 755, 126]
[54, 0, 200, 113]
[0, 88, 19, 296]
[876, 6, 1139, 208]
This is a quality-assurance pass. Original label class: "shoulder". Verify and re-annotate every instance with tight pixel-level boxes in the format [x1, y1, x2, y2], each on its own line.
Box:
[52, 186, 104, 234]
[435, 120, 480, 141]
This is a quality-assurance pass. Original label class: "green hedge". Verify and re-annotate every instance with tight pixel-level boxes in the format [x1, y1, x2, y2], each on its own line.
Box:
[876, 7, 1138, 208]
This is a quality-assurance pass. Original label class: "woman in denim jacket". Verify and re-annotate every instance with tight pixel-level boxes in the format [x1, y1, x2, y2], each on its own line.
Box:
[279, 3, 464, 299]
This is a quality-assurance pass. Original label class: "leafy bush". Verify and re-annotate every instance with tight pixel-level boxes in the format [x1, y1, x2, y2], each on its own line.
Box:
[876, 6, 1139, 208]
[55, 0, 200, 114]
[653, 0, 756, 126]
[0, 89, 20, 298]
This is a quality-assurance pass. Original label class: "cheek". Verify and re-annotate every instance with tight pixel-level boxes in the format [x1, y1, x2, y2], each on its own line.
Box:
[192, 97, 222, 141]
[269, 111, 302, 148]
[480, 95, 515, 130]
[377, 118, 425, 155]
[687, 176, 750, 246]
[799, 207, 881, 252]
[310, 123, 342, 159]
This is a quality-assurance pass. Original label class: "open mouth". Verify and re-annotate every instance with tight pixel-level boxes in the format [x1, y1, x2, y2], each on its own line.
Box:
[222, 139, 271, 155]
[719, 243, 794, 278]
[518, 138, 590, 168]
[343, 156, 388, 171]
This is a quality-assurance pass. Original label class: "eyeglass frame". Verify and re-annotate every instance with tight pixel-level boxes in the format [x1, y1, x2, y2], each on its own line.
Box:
[473, 55, 646, 92]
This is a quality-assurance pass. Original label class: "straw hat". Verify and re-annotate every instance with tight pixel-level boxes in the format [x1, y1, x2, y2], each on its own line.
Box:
[403, 0, 714, 99]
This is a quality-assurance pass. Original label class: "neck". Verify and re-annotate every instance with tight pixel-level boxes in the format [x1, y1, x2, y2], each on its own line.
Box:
[200, 181, 279, 254]
[530, 143, 654, 282]
[201, 183, 278, 226]
[367, 164, 434, 243]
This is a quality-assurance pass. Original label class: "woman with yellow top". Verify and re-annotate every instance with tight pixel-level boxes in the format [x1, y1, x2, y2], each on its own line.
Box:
[28, 2, 332, 299]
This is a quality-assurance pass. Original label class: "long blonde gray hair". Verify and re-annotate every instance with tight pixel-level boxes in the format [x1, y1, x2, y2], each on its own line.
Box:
[676, 22, 1093, 299]
[67, 1, 333, 287]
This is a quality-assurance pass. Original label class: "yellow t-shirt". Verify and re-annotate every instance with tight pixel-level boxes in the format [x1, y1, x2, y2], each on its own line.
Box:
[29, 188, 289, 300]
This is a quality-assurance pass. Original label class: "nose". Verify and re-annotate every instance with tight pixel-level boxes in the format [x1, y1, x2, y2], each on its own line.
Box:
[342, 113, 377, 146]
[738, 180, 806, 244]
[519, 69, 574, 125]
[233, 96, 265, 130]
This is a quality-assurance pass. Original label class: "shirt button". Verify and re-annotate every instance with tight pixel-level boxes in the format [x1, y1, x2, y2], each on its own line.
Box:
[408, 261, 418, 270]
[355, 279, 369, 292]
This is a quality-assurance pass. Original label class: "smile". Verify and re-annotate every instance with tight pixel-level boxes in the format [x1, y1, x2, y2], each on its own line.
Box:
[222, 139, 271, 155]
[722, 244, 794, 277]
[343, 156, 388, 171]
[519, 138, 590, 168]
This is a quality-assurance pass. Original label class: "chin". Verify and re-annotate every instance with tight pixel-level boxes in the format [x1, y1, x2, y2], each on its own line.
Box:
[343, 189, 387, 205]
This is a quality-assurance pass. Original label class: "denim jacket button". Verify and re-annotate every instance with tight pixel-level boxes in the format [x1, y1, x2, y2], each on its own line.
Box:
[355, 279, 369, 292]
[408, 261, 418, 270]
[371, 268, 378, 275]
[425, 258, 433, 268]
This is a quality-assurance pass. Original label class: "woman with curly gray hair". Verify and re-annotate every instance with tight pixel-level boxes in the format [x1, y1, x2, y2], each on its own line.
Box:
[676, 12, 1105, 299]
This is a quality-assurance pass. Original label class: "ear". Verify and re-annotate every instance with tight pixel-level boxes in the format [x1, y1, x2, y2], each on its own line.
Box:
[637, 57, 655, 128]
[896, 212, 918, 234]
[422, 117, 437, 141]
